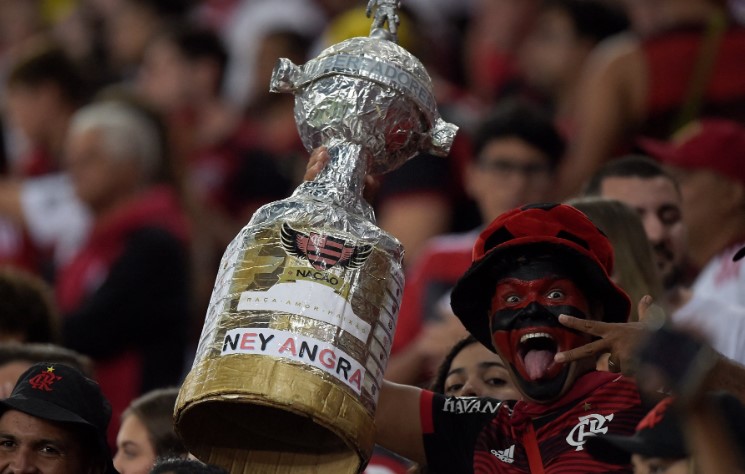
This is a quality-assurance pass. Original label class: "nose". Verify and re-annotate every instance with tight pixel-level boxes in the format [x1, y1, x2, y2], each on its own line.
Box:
[643, 215, 666, 244]
[458, 377, 485, 397]
[113, 449, 125, 473]
[7, 449, 38, 473]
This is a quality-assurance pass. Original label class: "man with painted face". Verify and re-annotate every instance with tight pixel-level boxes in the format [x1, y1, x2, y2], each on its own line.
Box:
[375, 203, 646, 473]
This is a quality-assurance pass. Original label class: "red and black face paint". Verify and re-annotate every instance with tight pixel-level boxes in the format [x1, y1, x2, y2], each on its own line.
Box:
[488, 259, 595, 401]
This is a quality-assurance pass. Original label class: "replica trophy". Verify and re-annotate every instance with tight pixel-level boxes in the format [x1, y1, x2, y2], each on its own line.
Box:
[175, 1, 457, 472]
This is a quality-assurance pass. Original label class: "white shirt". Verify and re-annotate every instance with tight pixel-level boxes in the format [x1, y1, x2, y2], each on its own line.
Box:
[20, 173, 92, 267]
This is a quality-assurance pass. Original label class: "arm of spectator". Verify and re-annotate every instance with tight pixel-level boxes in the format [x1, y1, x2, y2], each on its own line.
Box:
[0, 179, 24, 223]
[701, 357, 745, 404]
[684, 396, 745, 473]
[554, 295, 656, 375]
[375, 380, 426, 465]
[556, 35, 646, 198]
[61, 228, 189, 359]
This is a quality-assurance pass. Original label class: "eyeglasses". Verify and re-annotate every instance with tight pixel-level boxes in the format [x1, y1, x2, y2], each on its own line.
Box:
[478, 159, 552, 178]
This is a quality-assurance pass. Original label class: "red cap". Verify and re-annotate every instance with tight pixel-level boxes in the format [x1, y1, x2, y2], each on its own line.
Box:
[450, 203, 631, 352]
[639, 119, 745, 186]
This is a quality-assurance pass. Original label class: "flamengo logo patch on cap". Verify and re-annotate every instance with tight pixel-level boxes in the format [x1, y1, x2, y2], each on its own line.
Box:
[28, 366, 62, 391]
[280, 223, 373, 271]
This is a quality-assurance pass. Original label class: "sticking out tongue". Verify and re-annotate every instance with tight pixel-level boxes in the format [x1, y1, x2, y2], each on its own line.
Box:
[524, 350, 555, 380]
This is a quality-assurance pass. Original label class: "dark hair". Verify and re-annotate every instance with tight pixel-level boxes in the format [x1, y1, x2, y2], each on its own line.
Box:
[430, 335, 480, 394]
[0, 267, 59, 344]
[543, 0, 629, 44]
[8, 45, 89, 106]
[582, 155, 680, 196]
[150, 458, 228, 474]
[472, 99, 565, 169]
[123, 388, 186, 458]
[125, 0, 195, 18]
[159, 24, 228, 92]
[0, 343, 92, 375]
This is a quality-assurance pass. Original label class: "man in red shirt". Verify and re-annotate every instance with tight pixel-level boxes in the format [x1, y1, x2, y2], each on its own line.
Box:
[375, 203, 646, 472]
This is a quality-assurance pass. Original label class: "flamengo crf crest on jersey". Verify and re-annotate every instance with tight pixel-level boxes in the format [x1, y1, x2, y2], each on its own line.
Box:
[280, 222, 374, 271]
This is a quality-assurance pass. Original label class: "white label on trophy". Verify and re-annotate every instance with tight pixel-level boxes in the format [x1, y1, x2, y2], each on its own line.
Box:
[368, 337, 388, 368]
[365, 355, 384, 385]
[373, 323, 392, 353]
[363, 371, 381, 403]
[237, 280, 371, 342]
[222, 328, 365, 394]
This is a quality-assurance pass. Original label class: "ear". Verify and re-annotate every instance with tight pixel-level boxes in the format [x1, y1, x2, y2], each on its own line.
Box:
[717, 177, 745, 215]
[464, 161, 482, 200]
[730, 181, 745, 210]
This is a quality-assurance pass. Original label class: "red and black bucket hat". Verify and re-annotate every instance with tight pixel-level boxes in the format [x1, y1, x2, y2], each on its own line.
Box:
[450, 203, 631, 351]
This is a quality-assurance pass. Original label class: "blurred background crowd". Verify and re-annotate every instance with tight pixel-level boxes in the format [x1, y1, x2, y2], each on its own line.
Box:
[0, 0, 743, 472]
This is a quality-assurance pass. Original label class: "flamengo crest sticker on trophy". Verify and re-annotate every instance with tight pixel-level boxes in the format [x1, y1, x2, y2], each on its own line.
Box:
[281, 222, 373, 271]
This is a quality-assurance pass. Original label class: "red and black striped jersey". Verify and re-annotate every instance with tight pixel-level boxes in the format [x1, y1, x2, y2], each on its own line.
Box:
[421, 371, 645, 473]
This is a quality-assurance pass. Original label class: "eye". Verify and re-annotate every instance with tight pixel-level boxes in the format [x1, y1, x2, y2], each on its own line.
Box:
[444, 383, 463, 396]
[505, 295, 521, 304]
[0, 439, 16, 450]
[485, 377, 507, 387]
[547, 289, 564, 299]
[39, 445, 62, 457]
[658, 205, 681, 227]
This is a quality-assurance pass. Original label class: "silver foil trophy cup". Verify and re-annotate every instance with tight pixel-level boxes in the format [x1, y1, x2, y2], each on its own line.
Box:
[175, 3, 457, 473]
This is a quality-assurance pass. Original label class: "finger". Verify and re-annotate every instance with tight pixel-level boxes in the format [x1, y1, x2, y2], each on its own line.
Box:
[303, 148, 330, 181]
[307, 147, 329, 168]
[363, 175, 380, 203]
[554, 338, 611, 363]
[637, 295, 653, 322]
[557, 314, 608, 337]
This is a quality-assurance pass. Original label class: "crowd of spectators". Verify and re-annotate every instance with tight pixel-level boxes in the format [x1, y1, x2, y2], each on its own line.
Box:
[0, 0, 743, 473]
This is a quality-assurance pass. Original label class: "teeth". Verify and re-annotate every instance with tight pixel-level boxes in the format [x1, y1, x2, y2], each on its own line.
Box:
[520, 332, 554, 344]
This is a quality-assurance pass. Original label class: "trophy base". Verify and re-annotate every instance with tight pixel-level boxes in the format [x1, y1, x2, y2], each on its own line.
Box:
[175, 355, 375, 473]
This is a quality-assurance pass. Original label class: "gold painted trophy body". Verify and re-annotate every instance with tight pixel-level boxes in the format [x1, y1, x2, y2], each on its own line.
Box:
[175, 2, 457, 472]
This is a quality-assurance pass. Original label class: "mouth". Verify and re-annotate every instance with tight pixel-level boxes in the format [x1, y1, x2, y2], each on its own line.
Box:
[517, 330, 559, 381]
[653, 244, 674, 266]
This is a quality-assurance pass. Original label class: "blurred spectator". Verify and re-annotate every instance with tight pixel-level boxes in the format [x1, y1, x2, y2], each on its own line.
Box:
[583, 155, 745, 364]
[6, 43, 88, 176]
[461, 0, 538, 107]
[56, 100, 190, 444]
[0, 44, 91, 272]
[0, 0, 46, 80]
[567, 197, 663, 322]
[639, 119, 745, 308]
[519, 0, 628, 125]
[386, 100, 564, 385]
[102, 0, 194, 79]
[222, 0, 325, 109]
[0, 266, 58, 343]
[0, 342, 92, 397]
[150, 458, 228, 474]
[115, 388, 187, 474]
[557, 0, 745, 197]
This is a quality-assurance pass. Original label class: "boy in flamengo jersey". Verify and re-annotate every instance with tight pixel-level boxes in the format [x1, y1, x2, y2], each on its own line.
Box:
[374, 203, 647, 473]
